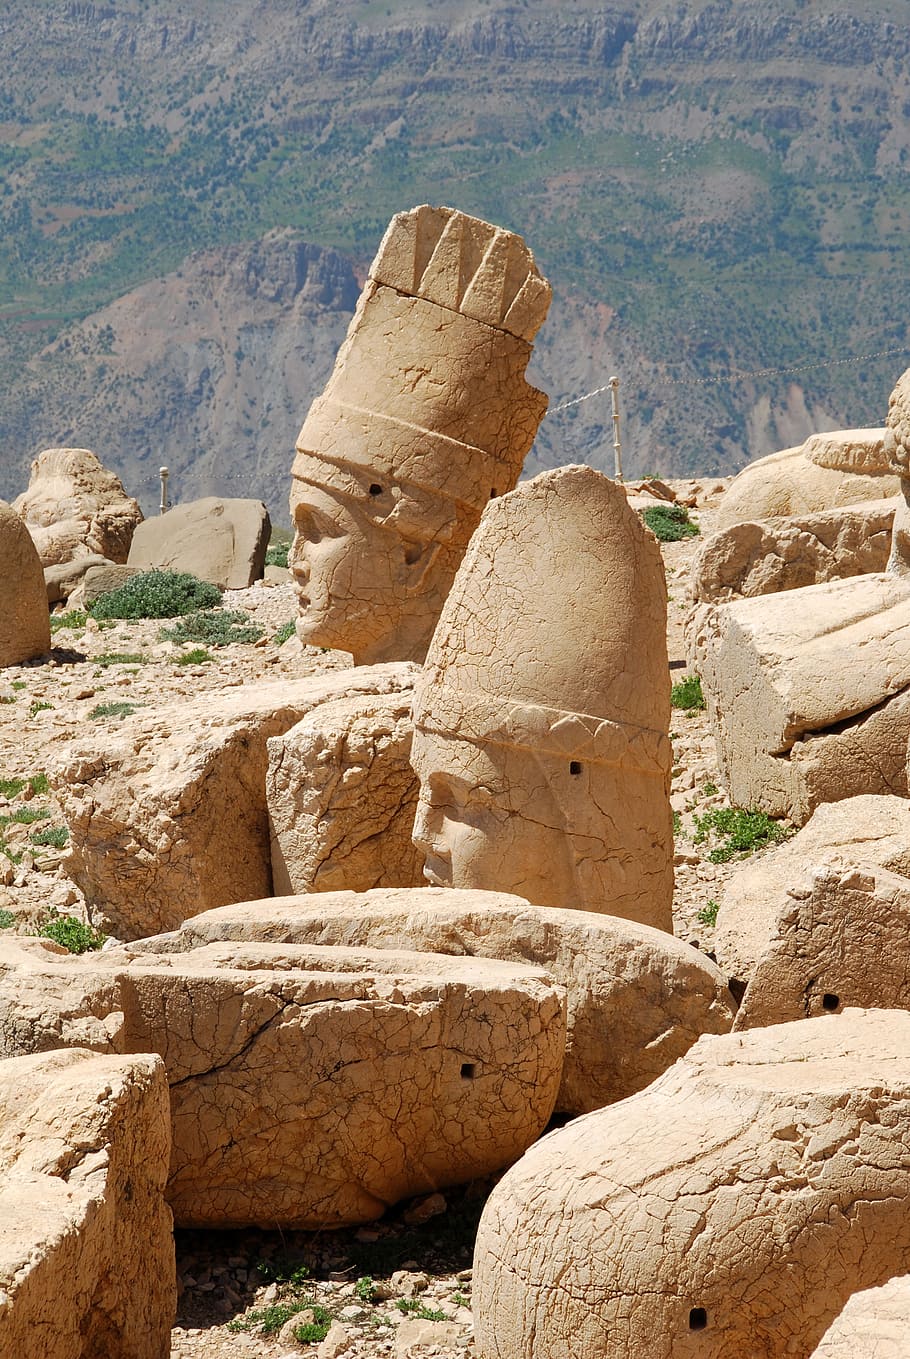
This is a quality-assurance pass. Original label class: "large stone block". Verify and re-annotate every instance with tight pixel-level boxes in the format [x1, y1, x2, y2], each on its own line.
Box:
[147, 888, 737, 1115]
[811, 1274, 910, 1357]
[13, 447, 143, 567]
[0, 937, 563, 1229]
[0, 1047, 174, 1359]
[0, 500, 50, 665]
[473, 1010, 910, 1359]
[50, 664, 419, 939]
[128, 496, 270, 588]
[267, 690, 422, 895]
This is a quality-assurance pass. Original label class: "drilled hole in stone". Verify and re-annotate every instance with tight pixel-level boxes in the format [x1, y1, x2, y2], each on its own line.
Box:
[369, 483, 383, 496]
[460, 1063, 476, 1080]
[822, 993, 840, 1012]
[689, 1308, 708, 1331]
[490, 488, 498, 498]
[570, 761, 582, 776]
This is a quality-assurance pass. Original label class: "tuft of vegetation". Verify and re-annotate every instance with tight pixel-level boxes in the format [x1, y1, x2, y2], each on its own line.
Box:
[33, 908, 105, 954]
[50, 610, 88, 633]
[89, 700, 142, 720]
[265, 541, 290, 569]
[160, 609, 264, 646]
[0, 909, 15, 929]
[228, 1300, 332, 1339]
[396, 1299, 448, 1322]
[671, 675, 706, 710]
[354, 1276, 375, 1303]
[0, 775, 47, 799]
[642, 503, 700, 542]
[293, 1307, 334, 1344]
[30, 825, 69, 849]
[273, 619, 296, 646]
[28, 701, 53, 718]
[11, 681, 26, 692]
[173, 647, 215, 665]
[693, 807, 792, 863]
[89, 570, 222, 620]
[672, 809, 681, 836]
[697, 898, 720, 927]
[253, 1257, 310, 1287]
[95, 651, 148, 667]
[4, 807, 49, 826]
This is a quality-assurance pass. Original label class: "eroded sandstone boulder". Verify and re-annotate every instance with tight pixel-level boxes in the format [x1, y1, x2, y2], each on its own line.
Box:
[128, 496, 270, 588]
[812, 1274, 910, 1357]
[267, 690, 422, 895]
[473, 1010, 910, 1359]
[0, 500, 50, 665]
[50, 664, 419, 939]
[127, 888, 737, 1115]
[0, 1046, 174, 1359]
[0, 936, 563, 1229]
[13, 447, 143, 567]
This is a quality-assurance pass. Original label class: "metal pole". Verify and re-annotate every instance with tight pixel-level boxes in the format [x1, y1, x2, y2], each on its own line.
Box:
[159, 466, 170, 515]
[609, 376, 623, 482]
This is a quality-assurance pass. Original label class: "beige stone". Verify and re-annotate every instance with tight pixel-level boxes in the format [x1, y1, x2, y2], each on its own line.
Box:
[267, 690, 422, 895]
[690, 498, 894, 603]
[473, 1009, 910, 1359]
[132, 887, 737, 1115]
[0, 936, 563, 1229]
[734, 861, 910, 1029]
[0, 500, 50, 665]
[128, 496, 270, 588]
[714, 794, 910, 983]
[0, 1047, 174, 1359]
[77, 561, 141, 607]
[50, 663, 418, 939]
[44, 552, 111, 606]
[411, 465, 674, 931]
[812, 1275, 910, 1357]
[290, 204, 551, 666]
[714, 433, 899, 532]
[13, 447, 143, 567]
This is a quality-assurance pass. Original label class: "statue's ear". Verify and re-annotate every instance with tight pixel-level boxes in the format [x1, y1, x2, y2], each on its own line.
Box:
[399, 536, 441, 591]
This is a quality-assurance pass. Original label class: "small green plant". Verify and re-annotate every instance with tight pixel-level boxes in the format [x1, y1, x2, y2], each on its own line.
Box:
[451, 1291, 470, 1308]
[34, 909, 105, 954]
[354, 1276, 375, 1303]
[95, 652, 148, 667]
[0, 909, 14, 928]
[89, 570, 222, 620]
[228, 1298, 331, 1339]
[265, 541, 290, 568]
[697, 898, 720, 927]
[701, 780, 718, 796]
[50, 609, 87, 632]
[0, 775, 48, 799]
[641, 503, 700, 542]
[273, 619, 296, 646]
[30, 825, 69, 849]
[173, 647, 215, 665]
[670, 675, 706, 711]
[253, 1257, 310, 1286]
[3, 807, 49, 825]
[693, 807, 792, 864]
[28, 701, 53, 718]
[160, 609, 264, 646]
[672, 810, 681, 835]
[294, 1306, 334, 1344]
[11, 681, 26, 691]
[396, 1299, 448, 1322]
[0, 695, 16, 705]
[29, 774, 49, 795]
[89, 701, 142, 720]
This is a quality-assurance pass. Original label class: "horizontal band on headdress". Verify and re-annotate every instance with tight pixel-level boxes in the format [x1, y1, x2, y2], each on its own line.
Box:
[413, 683, 672, 778]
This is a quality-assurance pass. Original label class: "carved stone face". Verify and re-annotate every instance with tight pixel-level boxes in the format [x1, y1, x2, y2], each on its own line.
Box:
[409, 728, 578, 908]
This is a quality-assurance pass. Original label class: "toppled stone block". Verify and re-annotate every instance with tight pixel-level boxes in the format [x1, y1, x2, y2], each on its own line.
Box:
[128, 496, 270, 588]
[76, 561, 142, 607]
[0, 1047, 174, 1359]
[0, 500, 50, 665]
[145, 888, 737, 1115]
[690, 499, 894, 604]
[13, 447, 143, 567]
[50, 664, 419, 939]
[714, 794, 910, 983]
[44, 553, 111, 606]
[812, 1274, 910, 1357]
[473, 1010, 910, 1359]
[267, 690, 422, 895]
[0, 937, 563, 1229]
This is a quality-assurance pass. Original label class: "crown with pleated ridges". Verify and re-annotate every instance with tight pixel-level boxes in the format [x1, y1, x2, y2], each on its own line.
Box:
[370, 204, 552, 343]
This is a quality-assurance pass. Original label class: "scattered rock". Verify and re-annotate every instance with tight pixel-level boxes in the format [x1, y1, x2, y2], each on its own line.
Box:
[128, 496, 270, 589]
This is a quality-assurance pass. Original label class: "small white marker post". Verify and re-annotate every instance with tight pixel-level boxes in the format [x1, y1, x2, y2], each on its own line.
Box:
[159, 466, 170, 515]
[609, 376, 623, 483]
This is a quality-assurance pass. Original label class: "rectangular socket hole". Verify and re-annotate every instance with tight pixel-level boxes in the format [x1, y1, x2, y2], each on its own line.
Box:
[460, 1062, 476, 1080]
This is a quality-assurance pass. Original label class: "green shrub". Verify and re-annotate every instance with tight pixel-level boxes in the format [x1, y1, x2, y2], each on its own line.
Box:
[34, 909, 105, 954]
[693, 807, 791, 863]
[89, 701, 142, 720]
[0, 909, 14, 929]
[642, 503, 700, 542]
[354, 1276, 375, 1303]
[273, 620, 296, 646]
[50, 609, 87, 632]
[265, 541, 290, 568]
[30, 825, 69, 849]
[294, 1307, 333, 1344]
[160, 609, 264, 646]
[396, 1300, 448, 1321]
[696, 898, 719, 927]
[173, 647, 214, 665]
[95, 652, 148, 667]
[28, 701, 53, 718]
[670, 675, 706, 710]
[0, 775, 47, 799]
[3, 807, 49, 825]
[89, 570, 222, 620]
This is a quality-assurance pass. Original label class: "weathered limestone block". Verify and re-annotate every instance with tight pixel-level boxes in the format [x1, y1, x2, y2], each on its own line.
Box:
[411, 465, 674, 930]
[714, 431, 899, 532]
[44, 553, 111, 605]
[76, 561, 141, 607]
[267, 691, 422, 895]
[0, 500, 50, 665]
[714, 794, 910, 983]
[473, 1010, 910, 1359]
[0, 1047, 174, 1359]
[690, 574, 910, 822]
[733, 861, 910, 1029]
[50, 663, 419, 939]
[129, 888, 737, 1115]
[812, 1275, 910, 1357]
[128, 496, 270, 588]
[0, 937, 563, 1229]
[13, 447, 143, 567]
[690, 499, 894, 603]
[290, 204, 551, 666]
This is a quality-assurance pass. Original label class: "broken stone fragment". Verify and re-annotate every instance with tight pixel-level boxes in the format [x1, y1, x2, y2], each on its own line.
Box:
[0, 500, 51, 666]
[13, 446, 143, 568]
[127, 495, 270, 589]
[811, 1273, 910, 1357]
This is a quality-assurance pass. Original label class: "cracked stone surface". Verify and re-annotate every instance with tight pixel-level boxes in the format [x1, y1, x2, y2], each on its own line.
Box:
[411, 465, 674, 929]
[0, 1046, 174, 1359]
[0, 935, 563, 1229]
[0, 499, 50, 666]
[290, 204, 551, 666]
[128, 497, 271, 590]
[267, 689, 422, 895]
[473, 1009, 910, 1359]
[50, 661, 418, 939]
[13, 446, 143, 569]
[148, 887, 736, 1115]
[811, 1273, 910, 1357]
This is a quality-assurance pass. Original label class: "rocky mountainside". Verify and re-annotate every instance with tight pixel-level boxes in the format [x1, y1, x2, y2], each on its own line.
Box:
[2, 0, 910, 512]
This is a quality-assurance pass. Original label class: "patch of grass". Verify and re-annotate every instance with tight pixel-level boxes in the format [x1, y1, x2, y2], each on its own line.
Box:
[2, 807, 50, 825]
[672, 810, 681, 836]
[0, 779, 26, 799]
[294, 1307, 334, 1344]
[693, 807, 792, 863]
[642, 503, 700, 542]
[33, 908, 105, 954]
[273, 620, 296, 646]
[229, 1300, 331, 1339]
[30, 825, 69, 849]
[29, 774, 49, 795]
[701, 780, 719, 796]
[10, 681, 26, 691]
[89, 570, 222, 620]
[354, 1276, 375, 1303]
[0, 909, 14, 929]
[95, 652, 148, 667]
[172, 647, 215, 665]
[28, 701, 53, 718]
[396, 1300, 448, 1321]
[451, 1292, 470, 1308]
[88, 700, 142, 720]
[50, 609, 88, 632]
[160, 609, 264, 646]
[697, 898, 720, 927]
[253, 1257, 310, 1287]
[265, 541, 290, 569]
[670, 675, 706, 710]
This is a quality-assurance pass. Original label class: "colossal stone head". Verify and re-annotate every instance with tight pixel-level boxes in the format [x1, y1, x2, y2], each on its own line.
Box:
[290, 204, 551, 665]
[410, 465, 675, 931]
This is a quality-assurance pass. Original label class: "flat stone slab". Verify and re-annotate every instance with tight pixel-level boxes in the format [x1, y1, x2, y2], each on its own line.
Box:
[127, 496, 270, 589]
[812, 1274, 910, 1357]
